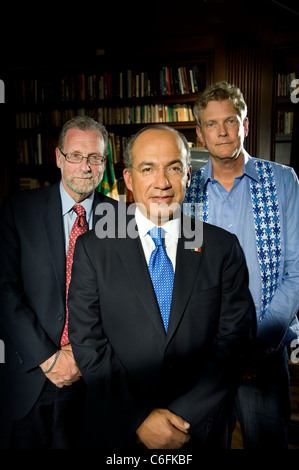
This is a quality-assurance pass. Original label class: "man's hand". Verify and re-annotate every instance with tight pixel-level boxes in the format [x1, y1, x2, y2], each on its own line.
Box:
[40, 344, 81, 388]
[136, 408, 190, 449]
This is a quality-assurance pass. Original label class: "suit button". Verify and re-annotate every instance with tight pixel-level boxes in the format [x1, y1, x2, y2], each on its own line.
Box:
[58, 315, 63, 321]
[16, 351, 24, 364]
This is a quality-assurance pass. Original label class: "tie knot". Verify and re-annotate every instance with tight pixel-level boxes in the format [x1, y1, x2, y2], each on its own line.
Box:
[73, 204, 86, 218]
[148, 226, 165, 247]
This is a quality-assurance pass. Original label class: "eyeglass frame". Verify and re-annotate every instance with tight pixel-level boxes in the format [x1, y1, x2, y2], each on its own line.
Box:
[59, 149, 107, 165]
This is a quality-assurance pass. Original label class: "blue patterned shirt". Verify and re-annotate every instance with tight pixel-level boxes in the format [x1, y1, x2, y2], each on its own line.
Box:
[184, 151, 299, 350]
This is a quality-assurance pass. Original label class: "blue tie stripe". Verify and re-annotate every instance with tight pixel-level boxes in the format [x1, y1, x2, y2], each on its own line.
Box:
[148, 227, 174, 332]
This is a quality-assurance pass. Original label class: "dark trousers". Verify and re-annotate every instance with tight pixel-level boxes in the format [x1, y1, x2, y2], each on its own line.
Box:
[235, 347, 291, 449]
[9, 379, 86, 449]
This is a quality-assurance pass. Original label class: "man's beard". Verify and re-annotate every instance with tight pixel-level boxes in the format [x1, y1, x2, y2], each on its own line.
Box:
[63, 171, 102, 196]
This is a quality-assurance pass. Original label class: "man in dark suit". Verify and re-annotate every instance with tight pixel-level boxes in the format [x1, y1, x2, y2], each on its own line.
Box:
[0, 115, 118, 448]
[68, 124, 256, 449]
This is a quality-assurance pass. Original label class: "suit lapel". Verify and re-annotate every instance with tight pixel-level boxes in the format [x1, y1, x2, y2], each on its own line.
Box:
[42, 189, 117, 304]
[42, 183, 66, 304]
[166, 214, 204, 342]
[115, 219, 167, 341]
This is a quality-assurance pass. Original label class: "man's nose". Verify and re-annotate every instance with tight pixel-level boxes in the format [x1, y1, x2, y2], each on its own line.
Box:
[79, 157, 91, 171]
[218, 123, 228, 136]
[154, 168, 171, 187]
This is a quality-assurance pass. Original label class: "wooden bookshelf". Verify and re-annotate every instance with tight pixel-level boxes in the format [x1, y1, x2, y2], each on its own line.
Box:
[273, 45, 299, 167]
[8, 52, 211, 192]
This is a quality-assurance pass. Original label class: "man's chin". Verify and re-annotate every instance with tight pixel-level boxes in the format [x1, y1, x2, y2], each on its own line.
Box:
[147, 202, 181, 225]
[212, 150, 242, 162]
[69, 180, 98, 195]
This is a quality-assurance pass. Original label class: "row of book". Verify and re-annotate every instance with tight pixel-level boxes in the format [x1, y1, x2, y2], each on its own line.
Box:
[17, 134, 43, 165]
[276, 110, 294, 135]
[277, 72, 297, 97]
[91, 65, 205, 100]
[109, 132, 130, 165]
[16, 134, 57, 166]
[16, 109, 88, 130]
[16, 103, 195, 130]
[14, 64, 205, 105]
[98, 104, 194, 126]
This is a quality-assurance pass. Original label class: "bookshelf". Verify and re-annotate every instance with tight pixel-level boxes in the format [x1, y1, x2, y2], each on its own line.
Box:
[9, 52, 211, 195]
[273, 46, 299, 167]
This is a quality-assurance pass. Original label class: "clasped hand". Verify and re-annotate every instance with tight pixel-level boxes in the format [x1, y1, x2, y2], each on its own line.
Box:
[40, 344, 81, 388]
[136, 408, 190, 449]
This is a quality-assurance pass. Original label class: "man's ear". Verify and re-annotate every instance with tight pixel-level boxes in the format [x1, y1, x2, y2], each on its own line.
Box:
[186, 166, 192, 188]
[123, 168, 133, 191]
[55, 147, 62, 169]
[243, 117, 249, 137]
[196, 126, 205, 147]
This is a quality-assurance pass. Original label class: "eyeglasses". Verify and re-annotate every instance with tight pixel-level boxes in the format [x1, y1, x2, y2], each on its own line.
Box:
[60, 150, 107, 165]
[132, 164, 186, 178]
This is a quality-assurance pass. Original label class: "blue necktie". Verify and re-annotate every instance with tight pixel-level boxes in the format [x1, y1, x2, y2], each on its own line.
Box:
[148, 227, 174, 332]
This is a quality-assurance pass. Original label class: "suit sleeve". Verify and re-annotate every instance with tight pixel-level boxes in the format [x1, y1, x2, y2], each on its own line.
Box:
[0, 196, 57, 371]
[168, 234, 256, 439]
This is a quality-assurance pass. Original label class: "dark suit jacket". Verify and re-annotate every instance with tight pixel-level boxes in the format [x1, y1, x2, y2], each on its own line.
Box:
[68, 213, 256, 448]
[0, 181, 118, 422]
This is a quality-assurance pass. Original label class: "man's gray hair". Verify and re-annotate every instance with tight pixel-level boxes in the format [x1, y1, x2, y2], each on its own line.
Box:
[58, 115, 109, 153]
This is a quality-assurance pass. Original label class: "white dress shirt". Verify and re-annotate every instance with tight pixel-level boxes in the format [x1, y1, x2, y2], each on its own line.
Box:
[135, 207, 180, 271]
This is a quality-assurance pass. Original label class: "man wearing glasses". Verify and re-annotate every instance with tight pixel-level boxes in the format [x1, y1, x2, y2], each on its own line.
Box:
[0, 115, 118, 448]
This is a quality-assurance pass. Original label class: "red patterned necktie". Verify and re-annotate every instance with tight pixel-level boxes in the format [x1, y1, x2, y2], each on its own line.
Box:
[60, 204, 88, 346]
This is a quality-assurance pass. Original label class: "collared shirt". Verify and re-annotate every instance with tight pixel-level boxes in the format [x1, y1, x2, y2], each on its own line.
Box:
[59, 181, 94, 255]
[184, 150, 299, 349]
[135, 207, 180, 271]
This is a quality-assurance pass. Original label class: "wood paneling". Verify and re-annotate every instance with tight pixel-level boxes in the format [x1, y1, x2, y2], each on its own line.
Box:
[226, 29, 264, 157]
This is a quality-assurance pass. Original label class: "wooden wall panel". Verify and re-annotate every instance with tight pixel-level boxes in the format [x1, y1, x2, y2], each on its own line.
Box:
[225, 28, 264, 157]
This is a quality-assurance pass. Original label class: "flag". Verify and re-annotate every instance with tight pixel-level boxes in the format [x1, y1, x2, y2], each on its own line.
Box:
[97, 137, 119, 200]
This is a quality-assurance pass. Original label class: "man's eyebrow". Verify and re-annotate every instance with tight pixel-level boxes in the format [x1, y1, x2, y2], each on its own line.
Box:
[165, 159, 184, 166]
[137, 159, 183, 169]
[137, 161, 156, 169]
[203, 115, 238, 123]
[67, 150, 103, 157]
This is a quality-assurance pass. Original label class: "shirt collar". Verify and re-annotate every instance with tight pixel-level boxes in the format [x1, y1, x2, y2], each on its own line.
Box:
[59, 181, 94, 218]
[203, 150, 259, 185]
[135, 207, 181, 240]
[242, 150, 260, 182]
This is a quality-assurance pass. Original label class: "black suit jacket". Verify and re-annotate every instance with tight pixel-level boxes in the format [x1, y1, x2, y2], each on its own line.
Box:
[68, 213, 256, 448]
[0, 182, 118, 421]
